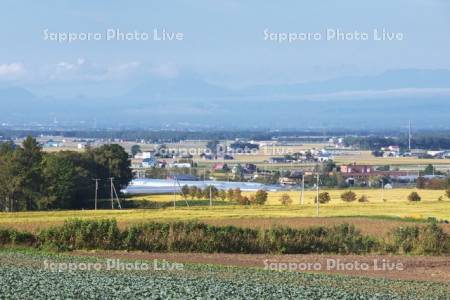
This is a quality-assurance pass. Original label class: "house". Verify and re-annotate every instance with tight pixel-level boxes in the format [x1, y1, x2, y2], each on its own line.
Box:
[317, 153, 333, 162]
[217, 154, 234, 160]
[243, 163, 257, 174]
[212, 163, 230, 172]
[279, 171, 303, 185]
[269, 157, 287, 164]
[134, 151, 154, 159]
[169, 162, 192, 169]
[43, 140, 62, 148]
[200, 153, 214, 160]
[142, 151, 154, 159]
[427, 151, 446, 158]
[77, 142, 89, 150]
[341, 164, 374, 175]
[253, 171, 273, 181]
[341, 163, 408, 185]
[142, 157, 158, 168]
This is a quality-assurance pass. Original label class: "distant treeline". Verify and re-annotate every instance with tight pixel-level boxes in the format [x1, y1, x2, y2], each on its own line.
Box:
[0, 137, 132, 211]
[1, 219, 449, 255]
[344, 134, 450, 150]
[0, 129, 419, 143]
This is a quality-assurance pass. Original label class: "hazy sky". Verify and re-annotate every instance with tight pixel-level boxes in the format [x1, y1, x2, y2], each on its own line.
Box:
[1, 0, 449, 96]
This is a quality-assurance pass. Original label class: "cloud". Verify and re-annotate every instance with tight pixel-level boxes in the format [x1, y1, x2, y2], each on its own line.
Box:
[103, 61, 141, 79]
[305, 88, 450, 101]
[150, 63, 179, 79]
[0, 63, 24, 79]
[4, 59, 178, 83]
[55, 58, 85, 72]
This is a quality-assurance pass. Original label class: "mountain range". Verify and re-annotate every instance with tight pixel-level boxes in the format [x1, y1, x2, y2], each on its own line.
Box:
[1, 69, 450, 129]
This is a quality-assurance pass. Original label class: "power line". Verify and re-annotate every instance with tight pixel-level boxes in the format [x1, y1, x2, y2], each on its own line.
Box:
[91, 177, 122, 210]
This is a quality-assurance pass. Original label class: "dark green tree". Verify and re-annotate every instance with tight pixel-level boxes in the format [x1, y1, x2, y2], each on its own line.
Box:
[130, 145, 141, 157]
[0, 148, 22, 211]
[16, 137, 44, 210]
[39, 151, 92, 209]
[87, 144, 132, 193]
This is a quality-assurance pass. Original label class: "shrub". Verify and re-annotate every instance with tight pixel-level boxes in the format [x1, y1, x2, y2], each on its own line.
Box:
[314, 192, 331, 204]
[38, 219, 122, 251]
[341, 191, 357, 202]
[123, 222, 170, 251]
[387, 224, 450, 255]
[0, 228, 35, 246]
[181, 185, 190, 199]
[189, 186, 199, 200]
[279, 193, 292, 205]
[358, 195, 369, 203]
[323, 224, 378, 254]
[226, 189, 234, 201]
[254, 190, 268, 205]
[195, 189, 204, 200]
[3, 219, 448, 256]
[237, 196, 251, 205]
[262, 224, 378, 254]
[408, 192, 421, 202]
[232, 188, 242, 202]
[218, 190, 227, 201]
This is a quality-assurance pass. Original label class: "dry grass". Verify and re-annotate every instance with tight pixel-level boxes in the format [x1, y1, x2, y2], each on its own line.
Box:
[131, 189, 448, 206]
[1, 191, 449, 233]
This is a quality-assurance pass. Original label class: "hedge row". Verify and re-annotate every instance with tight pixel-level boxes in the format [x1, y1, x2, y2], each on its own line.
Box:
[1, 219, 449, 255]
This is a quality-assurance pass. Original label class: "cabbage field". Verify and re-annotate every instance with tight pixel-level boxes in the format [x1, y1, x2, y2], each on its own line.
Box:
[0, 249, 449, 299]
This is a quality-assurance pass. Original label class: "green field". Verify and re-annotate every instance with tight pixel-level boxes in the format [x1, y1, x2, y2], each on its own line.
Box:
[0, 249, 448, 299]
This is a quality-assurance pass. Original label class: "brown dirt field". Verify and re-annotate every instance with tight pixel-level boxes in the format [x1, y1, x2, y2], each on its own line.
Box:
[2, 217, 449, 237]
[72, 250, 450, 283]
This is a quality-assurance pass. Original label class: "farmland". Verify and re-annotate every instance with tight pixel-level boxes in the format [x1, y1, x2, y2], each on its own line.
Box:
[3, 138, 450, 299]
[1, 249, 449, 299]
[1, 189, 450, 234]
[132, 188, 449, 205]
[37, 137, 450, 170]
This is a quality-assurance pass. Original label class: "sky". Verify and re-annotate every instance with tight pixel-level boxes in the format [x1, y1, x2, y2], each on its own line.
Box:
[0, 0, 449, 97]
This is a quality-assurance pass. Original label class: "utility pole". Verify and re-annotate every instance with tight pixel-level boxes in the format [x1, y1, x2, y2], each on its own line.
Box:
[300, 175, 305, 205]
[173, 176, 177, 209]
[209, 185, 212, 208]
[107, 177, 122, 209]
[110, 177, 114, 209]
[316, 173, 320, 217]
[93, 178, 99, 210]
[380, 180, 384, 202]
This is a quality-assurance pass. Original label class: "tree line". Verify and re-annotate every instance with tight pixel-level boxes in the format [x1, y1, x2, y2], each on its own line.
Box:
[180, 185, 268, 205]
[344, 134, 450, 151]
[0, 137, 132, 211]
